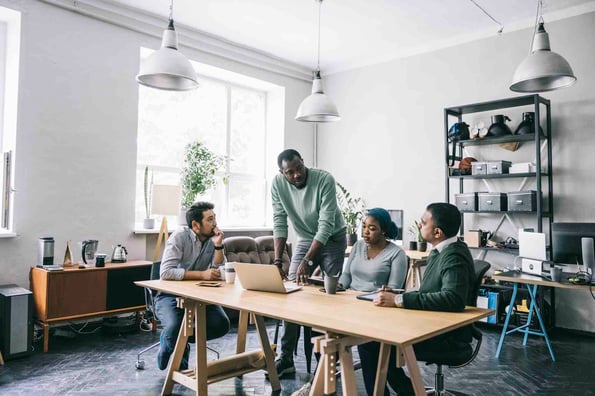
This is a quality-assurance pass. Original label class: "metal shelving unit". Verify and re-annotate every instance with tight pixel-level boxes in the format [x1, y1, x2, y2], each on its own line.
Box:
[444, 94, 554, 253]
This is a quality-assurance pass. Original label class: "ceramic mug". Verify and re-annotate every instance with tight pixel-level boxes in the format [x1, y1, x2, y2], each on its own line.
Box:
[550, 266, 563, 282]
[323, 275, 339, 295]
[95, 253, 107, 267]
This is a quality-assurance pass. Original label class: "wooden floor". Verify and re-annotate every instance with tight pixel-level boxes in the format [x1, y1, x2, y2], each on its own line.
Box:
[0, 319, 594, 395]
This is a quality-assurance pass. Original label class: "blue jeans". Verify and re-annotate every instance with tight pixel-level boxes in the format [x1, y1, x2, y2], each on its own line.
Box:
[280, 233, 346, 360]
[154, 293, 230, 366]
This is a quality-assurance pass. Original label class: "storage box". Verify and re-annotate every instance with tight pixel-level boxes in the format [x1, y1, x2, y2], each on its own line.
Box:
[465, 230, 482, 247]
[471, 162, 487, 175]
[486, 160, 512, 175]
[510, 162, 535, 174]
[455, 193, 478, 212]
[478, 192, 507, 211]
[507, 190, 537, 212]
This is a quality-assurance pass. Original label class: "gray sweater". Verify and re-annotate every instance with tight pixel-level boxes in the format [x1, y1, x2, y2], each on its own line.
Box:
[339, 240, 408, 292]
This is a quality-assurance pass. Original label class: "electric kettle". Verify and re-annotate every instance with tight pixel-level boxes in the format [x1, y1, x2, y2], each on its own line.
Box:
[111, 244, 128, 263]
[81, 240, 98, 265]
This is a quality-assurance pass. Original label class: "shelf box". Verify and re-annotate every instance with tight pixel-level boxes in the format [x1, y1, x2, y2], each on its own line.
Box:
[507, 191, 537, 212]
[455, 193, 478, 212]
[487, 160, 512, 175]
[478, 192, 507, 211]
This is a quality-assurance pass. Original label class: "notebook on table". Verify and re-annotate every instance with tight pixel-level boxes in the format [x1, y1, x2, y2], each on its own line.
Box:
[233, 263, 302, 294]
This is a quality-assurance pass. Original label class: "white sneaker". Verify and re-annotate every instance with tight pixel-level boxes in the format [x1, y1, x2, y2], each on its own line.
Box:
[291, 382, 312, 396]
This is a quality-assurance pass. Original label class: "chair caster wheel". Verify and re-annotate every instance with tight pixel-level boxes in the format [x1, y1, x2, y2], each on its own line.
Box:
[136, 360, 145, 370]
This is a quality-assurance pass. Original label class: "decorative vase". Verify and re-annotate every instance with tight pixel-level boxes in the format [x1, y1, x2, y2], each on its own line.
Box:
[418, 241, 428, 252]
[346, 233, 357, 247]
[409, 241, 418, 251]
[143, 218, 155, 229]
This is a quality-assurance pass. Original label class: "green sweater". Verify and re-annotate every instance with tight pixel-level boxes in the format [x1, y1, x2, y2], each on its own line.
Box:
[403, 241, 475, 342]
[271, 168, 345, 244]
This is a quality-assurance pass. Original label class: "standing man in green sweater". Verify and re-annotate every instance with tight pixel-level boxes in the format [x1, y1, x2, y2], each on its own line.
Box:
[271, 148, 346, 376]
[367, 202, 475, 396]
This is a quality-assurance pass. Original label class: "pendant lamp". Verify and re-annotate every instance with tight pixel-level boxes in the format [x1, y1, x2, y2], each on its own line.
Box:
[510, 0, 576, 93]
[296, 0, 340, 123]
[136, 0, 199, 91]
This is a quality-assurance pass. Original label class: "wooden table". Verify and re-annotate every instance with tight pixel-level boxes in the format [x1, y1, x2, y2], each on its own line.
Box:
[30, 260, 152, 352]
[137, 277, 491, 396]
[492, 270, 592, 362]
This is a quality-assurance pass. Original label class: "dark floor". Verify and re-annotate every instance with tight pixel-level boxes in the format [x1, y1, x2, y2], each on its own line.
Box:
[0, 319, 594, 395]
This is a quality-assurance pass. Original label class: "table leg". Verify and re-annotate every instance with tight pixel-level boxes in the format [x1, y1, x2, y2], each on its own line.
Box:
[339, 344, 357, 396]
[194, 303, 208, 395]
[236, 310, 249, 354]
[372, 343, 390, 396]
[253, 314, 281, 392]
[401, 345, 425, 396]
[496, 282, 518, 358]
[524, 284, 556, 362]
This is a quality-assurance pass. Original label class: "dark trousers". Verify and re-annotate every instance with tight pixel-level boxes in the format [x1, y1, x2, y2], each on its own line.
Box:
[154, 293, 230, 359]
[358, 337, 468, 396]
[358, 342, 414, 396]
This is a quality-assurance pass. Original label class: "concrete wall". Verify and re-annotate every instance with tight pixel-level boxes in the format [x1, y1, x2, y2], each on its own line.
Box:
[0, 0, 312, 287]
[319, 12, 595, 332]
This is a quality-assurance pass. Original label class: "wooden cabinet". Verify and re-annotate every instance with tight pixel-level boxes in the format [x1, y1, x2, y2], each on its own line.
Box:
[30, 260, 151, 352]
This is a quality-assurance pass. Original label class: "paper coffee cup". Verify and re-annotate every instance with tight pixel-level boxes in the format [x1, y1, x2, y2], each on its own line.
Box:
[224, 263, 236, 284]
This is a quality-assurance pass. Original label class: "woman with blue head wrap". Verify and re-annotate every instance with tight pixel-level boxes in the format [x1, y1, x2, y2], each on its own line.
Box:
[338, 207, 408, 396]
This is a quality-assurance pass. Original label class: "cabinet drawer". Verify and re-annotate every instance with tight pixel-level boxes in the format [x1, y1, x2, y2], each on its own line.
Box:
[455, 193, 478, 211]
[478, 192, 507, 211]
[507, 191, 537, 211]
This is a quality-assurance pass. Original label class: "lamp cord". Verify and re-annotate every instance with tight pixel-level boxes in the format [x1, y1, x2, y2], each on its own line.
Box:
[316, 0, 322, 72]
[529, 0, 544, 53]
[468, 0, 503, 34]
[169, 0, 174, 22]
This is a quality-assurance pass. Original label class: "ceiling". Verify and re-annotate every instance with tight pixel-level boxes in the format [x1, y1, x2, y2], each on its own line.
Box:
[112, 0, 595, 74]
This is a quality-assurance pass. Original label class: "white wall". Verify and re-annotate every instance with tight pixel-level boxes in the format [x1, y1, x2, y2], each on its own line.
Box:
[319, 12, 595, 332]
[0, 0, 313, 287]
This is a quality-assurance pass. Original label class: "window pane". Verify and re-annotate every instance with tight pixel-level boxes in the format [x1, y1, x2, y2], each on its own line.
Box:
[230, 87, 265, 174]
[227, 176, 266, 227]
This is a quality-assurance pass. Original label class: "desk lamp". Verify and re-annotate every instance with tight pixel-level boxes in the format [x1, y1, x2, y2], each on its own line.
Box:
[151, 184, 181, 262]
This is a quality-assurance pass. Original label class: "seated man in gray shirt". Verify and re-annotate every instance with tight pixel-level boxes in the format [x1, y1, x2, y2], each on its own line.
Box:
[154, 201, 230, 370]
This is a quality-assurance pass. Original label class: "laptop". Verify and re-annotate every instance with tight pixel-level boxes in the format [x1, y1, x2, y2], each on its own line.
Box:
[233, 263, 302, 294]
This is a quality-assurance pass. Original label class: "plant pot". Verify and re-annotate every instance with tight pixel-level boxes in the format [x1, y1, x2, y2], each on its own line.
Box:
[409, 241, 418, 251]
[143, 218, 155, 229]
[346, 233, 357, 247]
[418, 241, 428, 252]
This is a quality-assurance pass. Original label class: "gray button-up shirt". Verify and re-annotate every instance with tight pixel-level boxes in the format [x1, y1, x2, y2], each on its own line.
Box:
[160, 227, 223, 281]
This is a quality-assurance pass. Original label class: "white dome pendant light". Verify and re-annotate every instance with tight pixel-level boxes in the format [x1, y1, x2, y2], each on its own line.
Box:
[296, 0, 340, 123]
[510, 0, 576, 93]
[137, 0, 199, 91]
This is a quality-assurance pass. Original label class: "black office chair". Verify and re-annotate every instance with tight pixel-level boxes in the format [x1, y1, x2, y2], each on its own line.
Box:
[135, 261, 219, 370]
[421, 259, 491, 396]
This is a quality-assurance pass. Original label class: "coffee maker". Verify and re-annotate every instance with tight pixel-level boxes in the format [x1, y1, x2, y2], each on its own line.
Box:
[81, 240, 99, 265]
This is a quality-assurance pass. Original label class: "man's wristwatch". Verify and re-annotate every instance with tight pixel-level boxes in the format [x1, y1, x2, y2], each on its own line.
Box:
[394, 293, 404, 308]
[302, 257, 314, 267]
[214, 245, 224, 250]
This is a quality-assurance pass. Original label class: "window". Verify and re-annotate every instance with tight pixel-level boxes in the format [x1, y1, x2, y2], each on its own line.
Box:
[136, 49, 284, 229]
[0, 7, 20, 235]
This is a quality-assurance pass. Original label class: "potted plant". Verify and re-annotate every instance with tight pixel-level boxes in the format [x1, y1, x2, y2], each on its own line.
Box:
[143, 165, 155, 229]
[408, 220, 427, 252]
[181, 141, 225, 209]
[336, 182, 365, 246]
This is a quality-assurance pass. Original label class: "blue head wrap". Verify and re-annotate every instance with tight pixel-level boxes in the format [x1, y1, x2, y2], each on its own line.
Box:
[366, 208, 399, 240]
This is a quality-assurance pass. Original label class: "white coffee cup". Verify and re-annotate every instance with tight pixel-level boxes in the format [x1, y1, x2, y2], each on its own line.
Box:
[224, 262, 236, 284]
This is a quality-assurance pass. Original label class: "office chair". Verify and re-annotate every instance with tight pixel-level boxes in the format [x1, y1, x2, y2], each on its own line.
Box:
[135, 261, 219, 370]
[421, 259, 491, 396]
